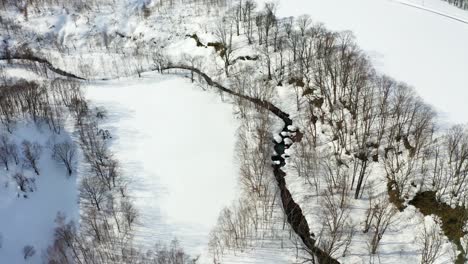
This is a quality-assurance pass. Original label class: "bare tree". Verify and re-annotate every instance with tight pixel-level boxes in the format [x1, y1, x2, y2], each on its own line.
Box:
[143, 239, 195, 264]
[242, 0, 256, 44]
[290, 139, 320, 194]
[215, 17, 237, 77]
[262, 2, 277, 50]
[418, 220, 445, 264]
[318, 170, 355, 258]
[121, 199, 137, 229]
[13, 172, 36, 194]
[47, 213, 75, 264]
[445, 125, 468, 200]
[23, 245, 36, 260]
[52, 141, 76, 176]
[79, 176, 108, 211]
[21, 140, 42, 175]
[0, 134, 12, 170]
[297, 14, 312, 37]
[367, 195, 397, 254]
[232, 3, 242, 36]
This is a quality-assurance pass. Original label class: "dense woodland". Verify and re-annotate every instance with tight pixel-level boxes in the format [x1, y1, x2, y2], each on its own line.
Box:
[1, 0, 468, 263]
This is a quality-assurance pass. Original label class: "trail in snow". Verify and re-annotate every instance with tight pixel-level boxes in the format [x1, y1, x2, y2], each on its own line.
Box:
[394, 0, 468, 24]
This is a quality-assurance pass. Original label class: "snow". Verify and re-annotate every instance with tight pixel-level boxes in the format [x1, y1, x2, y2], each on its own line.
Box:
[2, 0, 466, 262]
[283, 147, 454, 263]
[0, 122, 79, 264]
[86, 72, 239, 261]
[220, 247, 297, 263]
[259, 0, 468, 124]
[284, 138, 293, 145]
[273, 134, 282, 143]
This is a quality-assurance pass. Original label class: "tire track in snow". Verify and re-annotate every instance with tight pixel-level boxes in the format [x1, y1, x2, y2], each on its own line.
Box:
[392, 0, 468, 24]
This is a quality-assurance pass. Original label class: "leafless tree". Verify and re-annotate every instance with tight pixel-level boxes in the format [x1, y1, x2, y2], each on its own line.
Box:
[21, 140, 42, 175]
[23, 245, 35, 260]
[13, 172, 35, 194]
[0, 134, 12, 170]
[256, 13, 264, 46]
[446, 125, 468, 199]
[79, 176, 108, 211]
[367, 194, 397, 254]
[418, 220, 445, 264]
[47, 213, 75, 264]
[262, 2, 277, 51]
[232, 3, 242, 36]
[297, 15, 312, 37]
[52, 141, 76, 176]
[290, 139, 320, 194]
[215, 17, 237, 77]
[143, 239, 195, 264]
[121, 199, 137, 229]
[318, 170, 355, 258]
[242, 0, 256, 44]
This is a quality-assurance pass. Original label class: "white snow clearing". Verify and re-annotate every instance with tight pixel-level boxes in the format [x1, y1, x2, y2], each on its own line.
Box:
[86, 72, 239, 261]
[259, 0, 468, 124]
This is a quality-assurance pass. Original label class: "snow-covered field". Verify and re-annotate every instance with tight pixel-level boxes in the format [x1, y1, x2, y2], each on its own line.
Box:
[86, 73, 239, 261]
[260, 0, 468, 124]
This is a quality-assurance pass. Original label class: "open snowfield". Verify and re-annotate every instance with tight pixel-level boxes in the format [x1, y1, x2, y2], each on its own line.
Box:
[258, 0, 468, 124]
[86, 72, 239, 261]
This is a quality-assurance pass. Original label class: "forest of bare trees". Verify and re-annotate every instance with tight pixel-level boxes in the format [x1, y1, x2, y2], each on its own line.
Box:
[175, 0, 466, 262]
[0, 61, 197, 262]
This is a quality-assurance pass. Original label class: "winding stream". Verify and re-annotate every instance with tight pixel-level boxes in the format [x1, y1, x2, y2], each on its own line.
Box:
[162, 65, 340, 264]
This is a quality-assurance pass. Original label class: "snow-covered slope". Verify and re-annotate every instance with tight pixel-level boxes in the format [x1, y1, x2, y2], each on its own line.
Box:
[0, 122, 79, 264]
[86, 73, 239, 261]
[259, 0, 468, 124]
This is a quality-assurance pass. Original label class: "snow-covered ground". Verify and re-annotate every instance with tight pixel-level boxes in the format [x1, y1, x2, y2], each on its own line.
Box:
[86, 73, 239, 261]
[259, 0, 468, 124]
[0, 122, 79, 264]
[2, 0, 467, 262]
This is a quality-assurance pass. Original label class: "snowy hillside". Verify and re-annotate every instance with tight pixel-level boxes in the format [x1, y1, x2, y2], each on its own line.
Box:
[0, 122, 79, 264]
[257, 0, 468, 124]
[0, 73, 81, 263]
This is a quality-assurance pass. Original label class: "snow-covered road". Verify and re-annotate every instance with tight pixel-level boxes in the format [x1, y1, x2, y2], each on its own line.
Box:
[86, 73, 239, 261]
